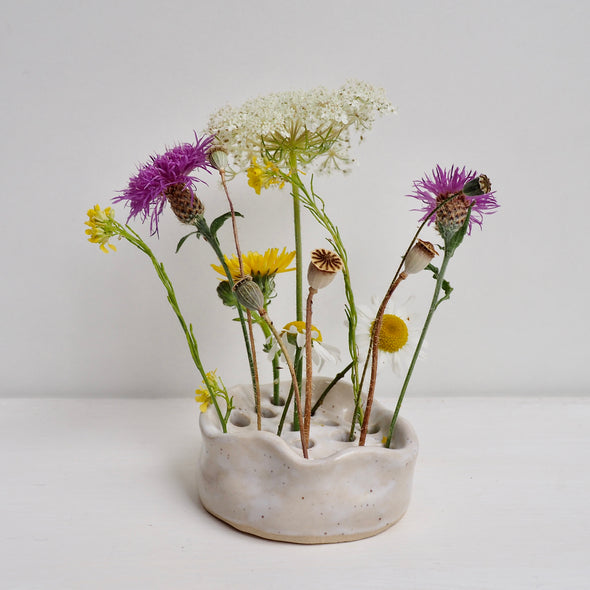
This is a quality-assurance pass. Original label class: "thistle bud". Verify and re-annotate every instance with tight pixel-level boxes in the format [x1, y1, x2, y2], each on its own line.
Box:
[165, 183, 204, 224]
[307, 248, 343, 290]
[463, 174, 491, 197]
[208, 146, 229, 172]
[233, 277, 264, 311]
[403, 239, 438, 274]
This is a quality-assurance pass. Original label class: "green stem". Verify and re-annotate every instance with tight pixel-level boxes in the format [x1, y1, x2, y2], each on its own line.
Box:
[288, 154, 304, 428]
[385, 248, 453, 447]
[311, 361, 353, 415]
[289, 153, 303, 323]
[277, 350, 302, 435]
[119, 224, 228, 431]
[256, 314, 282, 405]
[272, 355, 281, 405]
[195, 217, 259, 409]
[277, 380, 293, 436]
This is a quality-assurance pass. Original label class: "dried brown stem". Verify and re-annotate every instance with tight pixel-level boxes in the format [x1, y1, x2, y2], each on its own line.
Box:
[260, 310, 308, 459]
[359, 271, 408, 446]
[303, 287, 317, 448]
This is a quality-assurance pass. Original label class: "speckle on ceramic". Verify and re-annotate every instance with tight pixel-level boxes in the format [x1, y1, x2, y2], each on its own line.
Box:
[198, 377, 418, 544]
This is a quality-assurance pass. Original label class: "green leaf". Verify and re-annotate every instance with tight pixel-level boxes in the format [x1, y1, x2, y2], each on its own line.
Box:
[428, 263, 453, 304]
[216, 281, 238, 308]
[426, 263, 440, 279]
[210, 211, 243, 240]
[175, 231, 198, 253]
[442, 279, 453, 298]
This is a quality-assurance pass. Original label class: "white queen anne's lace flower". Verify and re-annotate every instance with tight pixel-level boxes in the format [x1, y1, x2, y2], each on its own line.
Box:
[207, 80, 394, 174]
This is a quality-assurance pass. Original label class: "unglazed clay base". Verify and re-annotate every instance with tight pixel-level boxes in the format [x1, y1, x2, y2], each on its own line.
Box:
[198, 377, 418, 544]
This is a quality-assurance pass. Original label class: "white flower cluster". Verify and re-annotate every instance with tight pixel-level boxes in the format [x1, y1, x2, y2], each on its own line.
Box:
[206, 80, 394, 174]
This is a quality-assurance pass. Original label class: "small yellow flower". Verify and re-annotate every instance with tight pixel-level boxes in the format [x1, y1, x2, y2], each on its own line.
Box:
[211, 248, 296, 282]
[195, 370, 220, 413]
[84, 204, 118, 253]
[246, 157, 285, 195]
[195, 387, 211, 413]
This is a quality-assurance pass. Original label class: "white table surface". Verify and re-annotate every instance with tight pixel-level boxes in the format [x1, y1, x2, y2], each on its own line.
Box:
[1, 396, 588, 590]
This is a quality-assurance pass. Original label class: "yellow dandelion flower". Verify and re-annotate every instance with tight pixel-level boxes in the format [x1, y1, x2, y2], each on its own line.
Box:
[84, 204, 118, 253]
[211, 247, 296, 282]
[246, 157, 285, 195]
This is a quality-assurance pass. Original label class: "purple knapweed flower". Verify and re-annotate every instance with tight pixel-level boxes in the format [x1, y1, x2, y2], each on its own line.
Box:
[408, 165, 498, 236]
[114, 132, 215, 235]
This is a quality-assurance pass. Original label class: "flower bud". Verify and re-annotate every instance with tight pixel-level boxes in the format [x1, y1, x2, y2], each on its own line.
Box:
[208, 146, 229, 171]
[307, 248, 343, 290]
[233, 277, 264, 311]
[403, 239, 438, 274]
[463, 174, 491, 196]
[165, 183, 204, 224]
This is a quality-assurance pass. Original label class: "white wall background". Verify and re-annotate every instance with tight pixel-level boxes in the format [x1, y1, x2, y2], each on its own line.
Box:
[1, 0, 588, 398]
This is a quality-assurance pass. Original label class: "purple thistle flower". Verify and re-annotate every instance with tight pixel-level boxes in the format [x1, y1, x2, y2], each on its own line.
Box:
[114, 132, 215, 235]
[408, 165, 498, 235]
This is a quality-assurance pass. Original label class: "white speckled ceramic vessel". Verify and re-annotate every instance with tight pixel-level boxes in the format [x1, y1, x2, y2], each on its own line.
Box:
[198, 377, 418, 544]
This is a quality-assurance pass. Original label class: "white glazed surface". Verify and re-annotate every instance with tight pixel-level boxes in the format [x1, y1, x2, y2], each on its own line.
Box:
[198, 377, 418, 543]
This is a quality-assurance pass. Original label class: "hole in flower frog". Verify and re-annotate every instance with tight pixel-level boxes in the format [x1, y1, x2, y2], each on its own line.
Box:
[230, 413, 251, 427]
[261, 407, 278, 419]
[331, 429, 356, 442]
[290, 438, 315, 450]
[270, 396, 286, 407]
[367, 423, 381, 435]
[316, 419, 340, 427]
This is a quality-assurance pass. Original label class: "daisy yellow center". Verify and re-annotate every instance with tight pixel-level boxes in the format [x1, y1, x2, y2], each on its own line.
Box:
[372, 314, 408, 353]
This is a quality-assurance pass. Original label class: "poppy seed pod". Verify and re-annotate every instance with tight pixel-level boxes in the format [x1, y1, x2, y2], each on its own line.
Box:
[208, 146, 229, 171]
[403, 239, 438, 274]
[233, 276, 264, 312]
[307, 248, 344, 290]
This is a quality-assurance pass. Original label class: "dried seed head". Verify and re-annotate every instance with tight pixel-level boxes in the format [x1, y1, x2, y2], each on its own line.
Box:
[463, 174, 491, 197]
[307, 248, 343, 290]
[233, 276, 264, 311]
[165, 183, 204, 224]
[310, 248, 343, 272]
[207, 146, 229, 171]
[404, 239, 438, 274]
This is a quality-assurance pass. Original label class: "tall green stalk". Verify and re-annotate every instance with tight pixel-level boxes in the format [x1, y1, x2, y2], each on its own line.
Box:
[285, 174, 361, 431]
[385, 248, 453, 447]
[289, 152, 304, 323]
[288, 152, 304, 426]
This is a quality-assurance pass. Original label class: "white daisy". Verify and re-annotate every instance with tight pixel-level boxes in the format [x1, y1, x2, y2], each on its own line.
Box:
[268, 321, 340, 371]
[356, 297, 420, 377]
